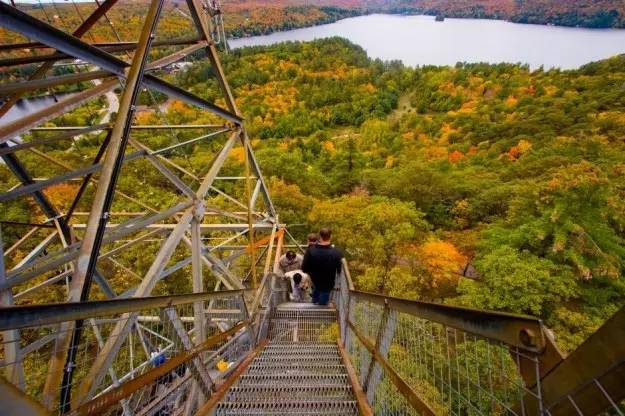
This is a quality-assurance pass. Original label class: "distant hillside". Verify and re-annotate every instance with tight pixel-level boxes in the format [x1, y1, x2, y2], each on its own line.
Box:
[375, 0, 625, 28]
[247, 0, 625, 28]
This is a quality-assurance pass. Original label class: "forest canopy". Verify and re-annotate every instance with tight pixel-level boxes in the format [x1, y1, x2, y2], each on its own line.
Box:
[2, 35, 625, 354]
[178, 38, 625, 353]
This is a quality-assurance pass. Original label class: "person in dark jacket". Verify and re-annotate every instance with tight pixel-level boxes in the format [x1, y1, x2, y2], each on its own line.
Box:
[302, 227, 342, 306]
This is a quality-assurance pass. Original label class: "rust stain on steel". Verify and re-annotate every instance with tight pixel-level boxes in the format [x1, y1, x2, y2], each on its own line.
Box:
[350, 290, 545, 351]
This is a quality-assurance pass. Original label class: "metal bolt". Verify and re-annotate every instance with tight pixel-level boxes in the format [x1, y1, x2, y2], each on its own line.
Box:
[520, 328, 537, 347]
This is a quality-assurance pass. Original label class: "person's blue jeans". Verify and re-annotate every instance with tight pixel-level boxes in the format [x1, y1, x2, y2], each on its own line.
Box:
[312, 287, 330, 305]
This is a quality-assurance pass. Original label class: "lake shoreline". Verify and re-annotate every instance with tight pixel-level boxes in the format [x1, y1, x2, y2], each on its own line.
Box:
[226, 8, 625, 43]
[228, 14, 625, 70]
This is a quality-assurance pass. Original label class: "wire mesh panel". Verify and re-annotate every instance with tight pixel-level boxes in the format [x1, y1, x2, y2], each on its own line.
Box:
[388, 312, 541, 415]
[0, 291, 251, 415]
[330, 257, 625, 416]
[340, 284, 549, 416]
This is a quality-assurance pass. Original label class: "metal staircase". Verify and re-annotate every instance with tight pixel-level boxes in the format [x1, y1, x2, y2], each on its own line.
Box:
[215, 304, 359, 415]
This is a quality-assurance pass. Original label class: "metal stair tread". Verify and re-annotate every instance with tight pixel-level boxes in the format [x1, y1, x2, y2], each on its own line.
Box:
[237, 374, 350, 385]
[216, 399, 359, 408]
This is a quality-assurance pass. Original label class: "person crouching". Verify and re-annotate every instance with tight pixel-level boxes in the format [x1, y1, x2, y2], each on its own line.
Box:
[285, 270, 311, 302]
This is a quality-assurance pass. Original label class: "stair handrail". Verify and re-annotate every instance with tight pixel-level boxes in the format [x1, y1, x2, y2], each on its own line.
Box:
[336, 260, 558, 416]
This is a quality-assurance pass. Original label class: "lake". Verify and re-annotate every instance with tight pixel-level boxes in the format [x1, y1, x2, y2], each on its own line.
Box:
[229, 14, 625, 70]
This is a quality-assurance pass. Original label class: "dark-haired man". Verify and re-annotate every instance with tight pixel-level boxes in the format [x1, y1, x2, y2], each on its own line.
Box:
[278, 250, 303, 275]
[302, 227, 342, 306]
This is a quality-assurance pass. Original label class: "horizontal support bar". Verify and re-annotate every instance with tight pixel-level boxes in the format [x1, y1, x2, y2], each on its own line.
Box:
[0, 150, 145, 202]
[0, 290, 243, 331]
[0, 79, 118, 144]
[1, 127, 230, 201]
[0, 37, 201, 52]
[30, 124, 227, 132]
[0, 37, 202, 68]
[350, 290, 545, 351]
[70, 222, 278, 231]
[0, 70, 112, 96]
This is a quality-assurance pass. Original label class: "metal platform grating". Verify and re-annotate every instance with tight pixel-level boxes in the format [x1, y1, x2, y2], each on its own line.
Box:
[215, 303, 360, 415]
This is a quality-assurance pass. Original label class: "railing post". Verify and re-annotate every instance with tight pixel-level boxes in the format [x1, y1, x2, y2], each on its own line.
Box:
[345, 294, 354, 351]
[240, 293, 255, 352]
[364, 300, 397, 404]
[338, 268, 348, 343]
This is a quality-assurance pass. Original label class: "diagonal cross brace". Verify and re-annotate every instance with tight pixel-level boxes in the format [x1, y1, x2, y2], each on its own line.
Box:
[160, 307, 213, 394]
[0, 3, 242, 131]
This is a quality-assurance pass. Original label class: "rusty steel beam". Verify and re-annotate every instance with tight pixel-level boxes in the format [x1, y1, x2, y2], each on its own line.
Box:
[524, 305, 625, 416]
[0, 70, 112, 97]
[337, 340, 374, 416]
[55, 2, 166, 404]
[349, 290, 546, 352]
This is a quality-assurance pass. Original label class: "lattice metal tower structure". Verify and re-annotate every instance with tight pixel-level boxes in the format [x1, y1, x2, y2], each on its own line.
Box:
[0, 0, 287, 412]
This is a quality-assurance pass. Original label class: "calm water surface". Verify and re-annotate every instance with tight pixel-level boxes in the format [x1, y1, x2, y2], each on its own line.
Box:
[230, 14, 625, 70]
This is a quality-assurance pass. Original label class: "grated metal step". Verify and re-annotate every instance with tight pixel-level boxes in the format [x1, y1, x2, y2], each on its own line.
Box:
[214, 400, 359, 416]
[253, 356, 343, 366]
[246, 363, 347, 375]
[263, 342, 339, 355]
[237, 373, 350, 386]
[224, 385, 355, 401]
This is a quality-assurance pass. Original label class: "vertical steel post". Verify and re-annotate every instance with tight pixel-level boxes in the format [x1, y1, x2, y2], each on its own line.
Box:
[189, 205, 206, 412]
[46, 0, 165, 411]
[243, 132, 257, 287]
[0, 228, 25, 389]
